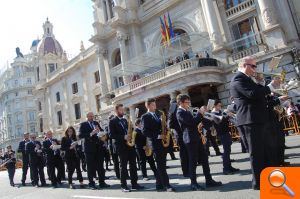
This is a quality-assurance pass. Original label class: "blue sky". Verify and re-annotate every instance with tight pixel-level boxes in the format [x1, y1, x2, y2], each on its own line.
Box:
[0, 0, 94, 70]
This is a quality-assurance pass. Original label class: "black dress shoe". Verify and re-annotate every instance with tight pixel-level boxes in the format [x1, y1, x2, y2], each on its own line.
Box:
[190, 183, 205, 191]
[99, 182, 110, 188]
[166, 185, 176, 192]
[206, 179, 222, 188]
[89, 184, 97, 190]
[21, 181, 26, 186]
[223, 170, 234, 175]
[131, 184, 144, 190]
[41, 183, 47, 187]
[52, 184, 58, 188]
[121, 186, 131, 192]
[215, 152, 222, 156]
[229, 167, 240, 172]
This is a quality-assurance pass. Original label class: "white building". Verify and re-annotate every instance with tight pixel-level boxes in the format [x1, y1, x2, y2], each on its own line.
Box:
[0, 49, 38, 149]
[2, 0, 300, 144]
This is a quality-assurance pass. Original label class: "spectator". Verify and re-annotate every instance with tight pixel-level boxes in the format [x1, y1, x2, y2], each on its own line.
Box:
[175, 56, 181, 63]
[287, 102, 300, 116]
[183, 52, 189, 60]
[205, 51, 210, 58]
[167, 58, 174, 66]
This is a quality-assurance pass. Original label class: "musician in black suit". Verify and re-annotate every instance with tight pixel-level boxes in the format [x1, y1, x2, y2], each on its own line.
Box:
[1, 145, 16, 187]
[134, 119, 157, 180]
[168, 100, 189, 177]
[176, 94, 222, 190]
[109, 104, 143, 192]
[211, 100, 239, 175]
[199, 106, 221, 156]
[230, 56, 271, 190]
[61, 126, 84, 189]
[18, 132, 32, 186]
[42, 131, 64, 188]
[25, 134, 46, 187]
[79, 112, 109, 190]
[141, 98, 175, 192]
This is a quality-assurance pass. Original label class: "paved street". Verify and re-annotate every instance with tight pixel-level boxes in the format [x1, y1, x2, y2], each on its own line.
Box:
[1, 135, 300, 199]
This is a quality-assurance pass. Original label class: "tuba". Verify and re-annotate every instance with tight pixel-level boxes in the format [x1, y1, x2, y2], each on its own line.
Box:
[158, 110, 171, 148]
[125, 115, 137, 147]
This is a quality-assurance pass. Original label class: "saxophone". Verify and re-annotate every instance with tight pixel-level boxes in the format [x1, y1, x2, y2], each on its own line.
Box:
[158, 110, 171, 148]
[126, 115, 137, 147]
[197, 122, 207, 145]
[144, 138, 153, 157]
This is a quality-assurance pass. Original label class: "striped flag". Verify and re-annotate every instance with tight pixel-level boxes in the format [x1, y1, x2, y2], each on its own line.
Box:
[168, 12, 175, 40]
[164, 14, 170, 45]
[159, 16, 167, 45]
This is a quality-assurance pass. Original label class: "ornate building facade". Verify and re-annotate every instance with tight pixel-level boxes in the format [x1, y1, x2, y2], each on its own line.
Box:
[1, 0, 300, 147]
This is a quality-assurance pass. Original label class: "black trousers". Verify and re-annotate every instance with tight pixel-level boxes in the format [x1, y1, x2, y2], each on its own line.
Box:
[185, 141, 199, 184]
[7, 166, 15, 184]
[47, 156, 63, 185]
[197, 140, 213, 181]
[118, 146, 138, 187]
[85, 149, 105, 186]
[30, 158, 46, 185]
[136, 148, 157, 178]
[153, 148, 170, 188]
[104, 148, 111, 169]
[66, 157, 83, 184]
[205, 130, 220, 154]
[177, 138, 189, 176]
[112, 152, 120, 179]
[21, 158, 32, 183]
[219, 134, 232, 171]
[237, 124, 264, 188]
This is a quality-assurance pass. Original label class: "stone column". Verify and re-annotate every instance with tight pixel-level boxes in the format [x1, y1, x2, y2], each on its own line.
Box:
[117, 31, 130, 84]
[216, 0, 232, 43]
[200, 0, 223, 49]
[129, 105, 136, 124]
[96, 47, 109, 95]
[180, 88, 189, 96]
[169, 91, 178, 102]
[257, 0, 286, 48]
[62, 79, 71, 128]
[80, 68, 90, 114]
[105, 0, 112, 19]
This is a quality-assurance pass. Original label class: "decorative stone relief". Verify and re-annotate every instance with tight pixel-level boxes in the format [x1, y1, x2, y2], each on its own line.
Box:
[262, 8, 274, 27]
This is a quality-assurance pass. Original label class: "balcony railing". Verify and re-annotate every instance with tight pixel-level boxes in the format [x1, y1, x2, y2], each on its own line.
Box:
[225, 0, 255, 19]
[114, 58, 218, 97]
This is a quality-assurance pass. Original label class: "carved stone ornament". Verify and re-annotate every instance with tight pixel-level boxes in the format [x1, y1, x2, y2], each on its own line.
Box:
[96, 47, 108, 57]
[116, 31, 129, 41]
[262, 8, 274, 27]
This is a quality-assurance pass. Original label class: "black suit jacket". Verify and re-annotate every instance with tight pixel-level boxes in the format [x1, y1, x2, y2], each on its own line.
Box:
[18, 140, 30, 161]
[26, 140, 43, 163]
[134, 128, 146, 149]
[108, 116, 128, 151]
[141, 112, 163, 151]
[42, 138, 60, 162]
[79, 120, 103, 153]
[176, 107, 202, 144]
[230, 71, 271, 126]
[61, 137, 79, 160]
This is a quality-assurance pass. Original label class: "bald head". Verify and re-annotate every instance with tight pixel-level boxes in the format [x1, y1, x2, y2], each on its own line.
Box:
[86, 112, 94, 122]
[238, 56, 257, 77]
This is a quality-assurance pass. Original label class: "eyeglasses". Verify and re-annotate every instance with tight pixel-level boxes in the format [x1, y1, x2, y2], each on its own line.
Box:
[247, 64, 257, 69]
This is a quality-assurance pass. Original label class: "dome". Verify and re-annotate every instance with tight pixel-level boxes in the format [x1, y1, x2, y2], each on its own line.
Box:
[31, 39, 40, 48]
[38, 37, 63, 56]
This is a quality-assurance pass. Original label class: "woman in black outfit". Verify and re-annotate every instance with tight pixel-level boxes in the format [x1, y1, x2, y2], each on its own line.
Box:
[1, 145, 16, 187]
[61, 126, 84, 189]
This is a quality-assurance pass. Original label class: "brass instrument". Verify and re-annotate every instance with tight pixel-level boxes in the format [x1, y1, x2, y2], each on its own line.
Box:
[0, 151, 15, 168]
[158, 110, 171, 148]
[197, 123, 207, 145]
[125, 115, 137, 147]
[145, 138, 153, 157]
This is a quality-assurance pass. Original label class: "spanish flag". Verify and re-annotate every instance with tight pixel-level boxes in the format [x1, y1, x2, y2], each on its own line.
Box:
[160, 16, 167, 45]
[164, 14, 170, 45]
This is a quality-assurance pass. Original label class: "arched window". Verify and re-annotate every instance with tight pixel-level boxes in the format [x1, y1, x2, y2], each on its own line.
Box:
[112, 48, 121, 67]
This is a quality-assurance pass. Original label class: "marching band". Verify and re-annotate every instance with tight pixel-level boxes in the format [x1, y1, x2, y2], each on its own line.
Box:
[0, 55, 297, 193]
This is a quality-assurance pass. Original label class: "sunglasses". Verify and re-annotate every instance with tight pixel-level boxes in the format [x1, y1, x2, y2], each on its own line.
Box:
[247, 64, 257, 69]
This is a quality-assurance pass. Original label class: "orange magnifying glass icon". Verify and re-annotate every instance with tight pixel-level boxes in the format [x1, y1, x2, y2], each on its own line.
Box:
[268, 169, 295, 197]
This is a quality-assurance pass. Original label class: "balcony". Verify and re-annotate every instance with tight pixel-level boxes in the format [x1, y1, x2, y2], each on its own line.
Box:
[225, 0, 256, 21]
[227, 32, 267, 62]
[113, 58, 221, 97]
